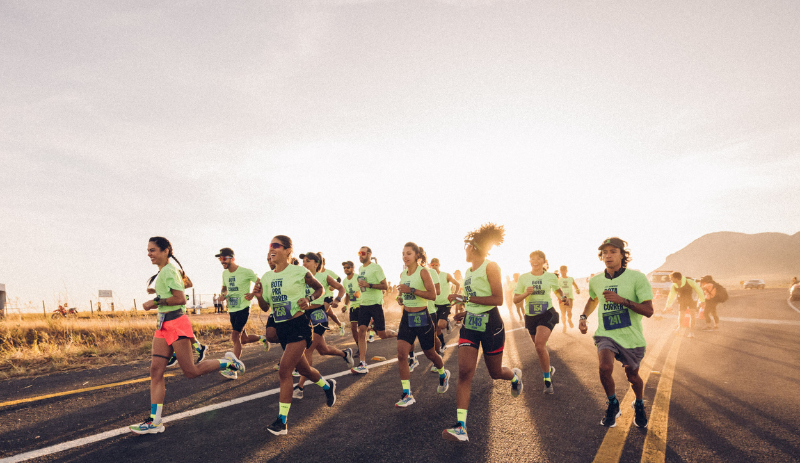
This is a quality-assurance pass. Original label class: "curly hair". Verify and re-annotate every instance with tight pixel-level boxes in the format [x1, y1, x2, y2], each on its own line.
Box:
[597, 237, 632, 268]
[465, 223, 505, 258]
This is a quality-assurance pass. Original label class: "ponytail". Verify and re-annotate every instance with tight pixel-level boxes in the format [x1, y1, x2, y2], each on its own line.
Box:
[147, 236, 186, 286]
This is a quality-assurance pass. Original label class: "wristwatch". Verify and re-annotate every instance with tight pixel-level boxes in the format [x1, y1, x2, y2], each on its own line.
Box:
[579, 314, 588, 321]
[410, 288, 417, 296]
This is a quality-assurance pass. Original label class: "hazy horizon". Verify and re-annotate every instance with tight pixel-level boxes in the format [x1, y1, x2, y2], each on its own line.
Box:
[2, 1, 799, 312]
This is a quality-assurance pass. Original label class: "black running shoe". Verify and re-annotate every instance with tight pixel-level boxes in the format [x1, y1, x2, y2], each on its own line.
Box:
[166, 353, 178, 368]
[601, 400, 621, 427]
[633, 401, 648, 428]
[267, 418, 287, 436]
[324, 379, 337, 407]
[196, 344, 208, 364]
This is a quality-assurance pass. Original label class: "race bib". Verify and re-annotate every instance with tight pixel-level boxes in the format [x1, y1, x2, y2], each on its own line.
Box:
[528, 301, 549, 316]
[156, 313, 165, 330]
[464, 312, 488, 332]
[408, 312, 428, 328]
[228, 296, 240, 307]
[273, 301, 292, 322]
[603, 310, 632, 330]
[310, 308, 328, 325]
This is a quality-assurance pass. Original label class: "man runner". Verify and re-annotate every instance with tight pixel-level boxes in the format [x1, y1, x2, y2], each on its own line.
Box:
[351, 246, 397, 374]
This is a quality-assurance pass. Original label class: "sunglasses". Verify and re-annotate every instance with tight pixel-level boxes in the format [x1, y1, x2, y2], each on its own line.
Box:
[270, 243, 286, 249]
[218, 257, 232, 261]
[358, 251, 368, 256]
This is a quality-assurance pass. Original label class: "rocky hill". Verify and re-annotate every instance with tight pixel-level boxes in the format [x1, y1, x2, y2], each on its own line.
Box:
[655, 231, 800, 287]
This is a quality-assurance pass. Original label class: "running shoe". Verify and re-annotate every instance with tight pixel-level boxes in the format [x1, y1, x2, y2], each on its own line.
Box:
[196, 344, 208, 363]
[442, 424, 468, 442]
[368, 332, 375, 343]
[267, 418, 287, 436]
[395, 392, 416, 408]
[292, 369, 300, 377]
[438, 369, 451, 393]
[511, 367, 523, 397]
[324, 379, 337, 407]
[632, 401, 648, 428]
[408, 356, 419, 373]
[258, 335, 271, 352]
[273, 363, 280, 371]
[544, 366, 555, 394]
[430, 365, 439, 373]
[339, 323, 346, 336]
[351, 362, 368, 374]
[166, 353, 178, 368]
[224, 352, 246, 374]
[343, 348, 355, 368]
[292, 385, 304, 399]
[220, 369, 238, 380]
[601, 400, 621, 427]
[130, 417, 164, 434]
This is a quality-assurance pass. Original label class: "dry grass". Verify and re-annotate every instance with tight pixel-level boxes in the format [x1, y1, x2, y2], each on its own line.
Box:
[0, 313, 249, 380]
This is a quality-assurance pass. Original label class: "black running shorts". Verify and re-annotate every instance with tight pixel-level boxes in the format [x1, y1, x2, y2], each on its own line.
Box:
[524, 308, 559, 335]
[458, 307, 505, 356]
[398, 310, 436, 351]
[349, 306, 360, 323]
[276, 314, 313, 350]
[229, 307, 250, 332]
[357, 303, 386, 332]
[435, 304, 452, 321]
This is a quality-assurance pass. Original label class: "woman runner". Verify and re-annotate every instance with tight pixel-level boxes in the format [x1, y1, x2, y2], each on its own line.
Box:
[395, 242, 450, 407]
[513, 251, 564, 394]
[557, 265, 581, 333]
[130, 237, 244, 434]
[293, 252, 354, 398]
[254, 236, 337, 435]
[442, 224, 522, 442]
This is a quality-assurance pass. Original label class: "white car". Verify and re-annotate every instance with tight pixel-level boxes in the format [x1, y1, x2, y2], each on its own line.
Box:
[744, 279, 766, 290]
[790, 284, 800, 301]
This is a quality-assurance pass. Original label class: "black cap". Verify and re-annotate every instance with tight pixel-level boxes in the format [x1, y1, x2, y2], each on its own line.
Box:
[598, 237, 625, 250]
[215, 247, 234, 258]
[299, 252, 320, 263]
[342, 260, 354, 267]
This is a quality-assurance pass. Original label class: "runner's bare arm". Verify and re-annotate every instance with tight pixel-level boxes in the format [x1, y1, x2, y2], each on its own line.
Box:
[327, 275, 345, 308]
[253, 281, 271, 312]
[446, 273, 460, 294]
[302, 273, 324, 310]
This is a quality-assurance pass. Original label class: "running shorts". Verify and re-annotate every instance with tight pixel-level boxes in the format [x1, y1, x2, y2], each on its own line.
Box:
[276, 314, 313, 350]
[266, 312, 276, 330]
[357, 303, 386, 331]
[154, 313, 195, 346]
[349, 306, 360, 323]
[229, 307, 250, 332]
[594, 336, 646, 369]
[458, 307, 505, 356]
[398, 310, 436, 351]
[525, 308, 559, 334]
[435, 304, 452, 321]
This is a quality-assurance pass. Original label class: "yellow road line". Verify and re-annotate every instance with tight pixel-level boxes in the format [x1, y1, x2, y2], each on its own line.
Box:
[0, 374, 175, 408]
[641, 331, 684, 462]
[592, 329, 678, 463]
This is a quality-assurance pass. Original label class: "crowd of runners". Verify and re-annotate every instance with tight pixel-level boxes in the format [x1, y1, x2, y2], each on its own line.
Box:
[129, 225, 656, 442]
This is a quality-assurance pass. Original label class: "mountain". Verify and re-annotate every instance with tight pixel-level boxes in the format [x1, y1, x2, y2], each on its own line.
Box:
[655, 231, 800, 286]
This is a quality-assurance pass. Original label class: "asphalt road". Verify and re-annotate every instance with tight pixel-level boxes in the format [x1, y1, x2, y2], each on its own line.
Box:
[1, 289, 798, 463]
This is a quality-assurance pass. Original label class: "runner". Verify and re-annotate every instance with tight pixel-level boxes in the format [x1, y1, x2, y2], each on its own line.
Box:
[699, 275, 722, 331]
[512, 273, 524, 321]
[664, 271, 705, 338]
[431, 257, 460, 357]
[317, 255, 345, 332]
[557, 265, 581, 333]
[407, 248, 437, 372]
[148, 272, 207, 368]
[442, 224, 522, 442]
[216, 247, 268, 380]
[394, 242, 450, 407]
[130, 237, 244, 435]
[253, 236, 337, 436]
[579, 237, 653, 429]
[340, 261, 362, 352]
[351, 247, 397, 374]
[293, 252, 353, 398]
[513, 251, 564, 394]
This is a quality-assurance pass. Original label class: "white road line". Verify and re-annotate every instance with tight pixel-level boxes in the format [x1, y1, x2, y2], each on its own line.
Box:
[1, 326, 526, 463]
[787, 298, 800, 315]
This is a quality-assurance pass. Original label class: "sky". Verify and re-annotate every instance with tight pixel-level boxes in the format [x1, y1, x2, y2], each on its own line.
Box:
[1, 0, 799, 311]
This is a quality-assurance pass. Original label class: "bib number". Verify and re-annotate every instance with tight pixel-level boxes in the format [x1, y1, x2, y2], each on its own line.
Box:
[408, 312, 428, 328]
[310, 308, 328, 325]
[464, 312, 488, 332]
[273, 301, 292, 322]
[603, 310, 632, 330]
[527, 301, 548, 316]
[157, 313, 165, 330]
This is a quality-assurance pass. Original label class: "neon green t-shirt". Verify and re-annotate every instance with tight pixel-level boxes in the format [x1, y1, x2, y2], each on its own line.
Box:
[260, 264, 311, 323]
[342, 274, 361, 308]
[426, 268, 438, 314]
[222, 266, 259, 312]
[435, 270, 451, 305]
[399, 266, 428, 309]
[463, 260, 495, 314]
[589, 269, 653, 349]
[155, 263, 185, 313]
[558, 277, 575, 299]
[515, 271, 559, 316]
[358, 263, 386, 306]
[319, 269, 340, 299]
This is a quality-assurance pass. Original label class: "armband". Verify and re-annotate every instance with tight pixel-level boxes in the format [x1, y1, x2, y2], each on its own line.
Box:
[464, 294, 471, 303]
[579, 314, 588, 321]
[368, 283, 373, 289]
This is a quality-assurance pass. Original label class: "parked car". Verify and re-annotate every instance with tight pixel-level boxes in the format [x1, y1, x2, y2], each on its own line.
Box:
[790, 284, 800, 301]
[744, 279, 766, 289]
[649, 270, 674, 299]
